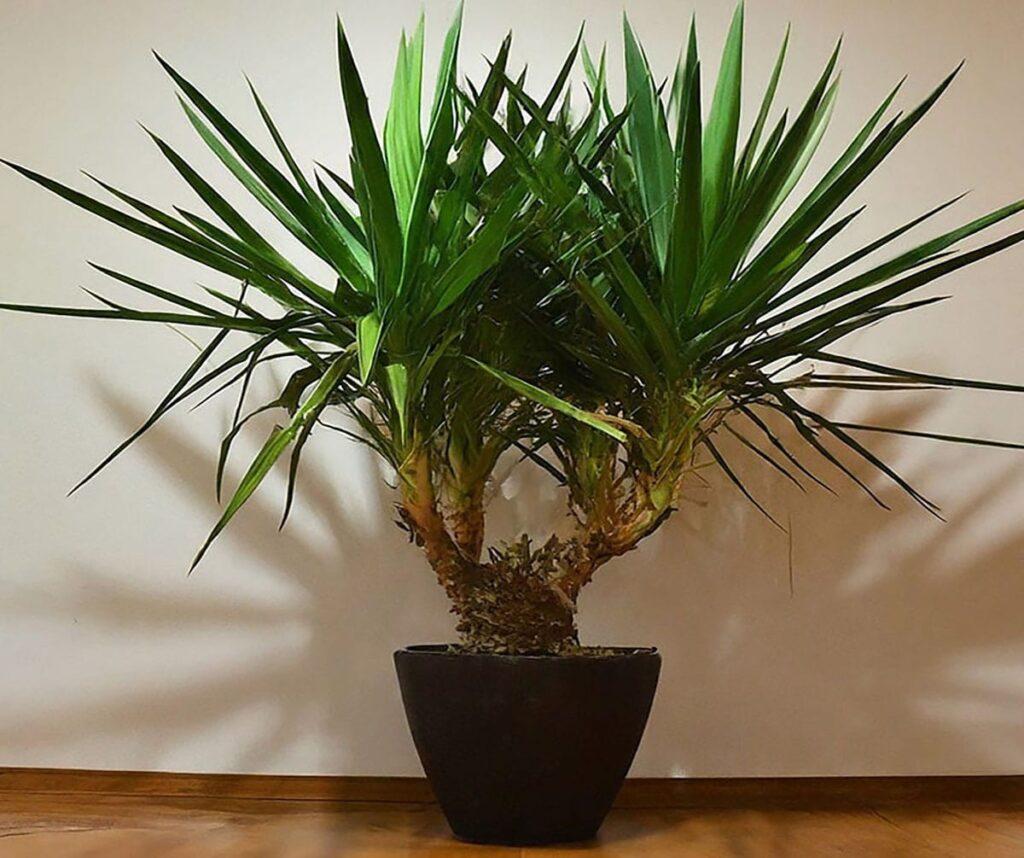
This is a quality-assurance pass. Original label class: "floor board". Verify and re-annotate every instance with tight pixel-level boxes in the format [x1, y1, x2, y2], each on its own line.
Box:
[2, 794, 1024, 856]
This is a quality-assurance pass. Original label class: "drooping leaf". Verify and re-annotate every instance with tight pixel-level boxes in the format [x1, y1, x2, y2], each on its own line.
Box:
[191, 353, 350, 570]
[469, 359, 627, 442]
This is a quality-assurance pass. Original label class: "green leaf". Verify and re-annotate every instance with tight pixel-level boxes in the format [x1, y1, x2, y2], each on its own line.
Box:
[3, 160, 275, 292]
[622, 14, 675, 271]
[356, 311, 383, 382]
[244, 81, 374, 294]
[700, 206, 864, 347]
[172, 206, 336, 310]
[736, 24, 789, 182]
[156, 56, 359, 278]
[813, 351, 1024, 394]
[399, 4, 463, 294]
[757, 397, 890, 509]
[428, 189, 525, 316]
[791, 76, 905, 221]
[0, 300, 285, 334]
[766, 192, 967, 311]
[687, 42, 840, 316]
[581, 42, 614, 123]
[178, 98, 316, 249]
[70, 330, 229, 496]
[85, 172, 256, 265]
[192, 354, 350, 570]
[748, 62, 962, 289]
[760, 201, 1024, 336]
[724, 423, 805, 491]
[673, 17, 699, 157]
[314, 171, 370, 259]
[429, 2, 464, 123]
[836, 422, 1024, 451]
[564, 271, 659, 384]
[216, 402, 280, 504]
[760, 76, 839, 229]
[279, 397, 329, 530]
[144, 130, 293, 267]
[736, 404, 835, 493]
[600, 245, 681, 374]
[385, 361, 409, 443]
[701, 2, 744, 236]
[245, 80, 314, 203]
[89, 264, 223, 316]
[384, 15, 425, 225]
[469, 359, 627, 442]
[704, 435, 784, 528]
[778, 390, 940, 515]
[664, 60, 703, 318]
[336, 19, 404, 298]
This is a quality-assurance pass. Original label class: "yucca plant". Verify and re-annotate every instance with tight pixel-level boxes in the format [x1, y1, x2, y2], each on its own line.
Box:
[4, 5, 1024, 656]
[0, 7, 617, 654]
[457, 4, 1024, 640]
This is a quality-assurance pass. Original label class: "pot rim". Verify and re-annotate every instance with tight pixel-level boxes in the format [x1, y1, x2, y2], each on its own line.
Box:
[396, 644, 659, 661]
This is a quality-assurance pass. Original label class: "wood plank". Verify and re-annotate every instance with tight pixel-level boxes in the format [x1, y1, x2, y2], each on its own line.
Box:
[2, 798, 1024, 857]
[2, 767, 1023, 809]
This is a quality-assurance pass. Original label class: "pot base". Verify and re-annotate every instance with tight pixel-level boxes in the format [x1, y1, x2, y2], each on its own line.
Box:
[394, 644, 661, 846]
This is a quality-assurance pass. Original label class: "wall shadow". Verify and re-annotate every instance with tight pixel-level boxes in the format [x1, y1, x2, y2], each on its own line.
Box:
[1, 378, 454, 775]
[3, 383, 1024, 778]
[585, 393, 1024, 776]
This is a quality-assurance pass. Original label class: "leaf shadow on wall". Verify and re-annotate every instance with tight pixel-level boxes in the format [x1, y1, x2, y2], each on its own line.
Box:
[0, 378, 454, 775]
[582, 392, 1024, 776]
[3, 384, 1024, 777]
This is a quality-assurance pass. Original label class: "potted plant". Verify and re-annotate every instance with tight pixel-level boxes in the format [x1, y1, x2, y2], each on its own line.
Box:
[4, 3, 1024, 845]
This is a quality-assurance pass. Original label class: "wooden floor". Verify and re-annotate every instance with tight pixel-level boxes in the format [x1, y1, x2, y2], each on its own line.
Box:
[2, 794, 1024, 857]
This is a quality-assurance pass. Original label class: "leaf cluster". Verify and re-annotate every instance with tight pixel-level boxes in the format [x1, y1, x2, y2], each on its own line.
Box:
[6, 3, 1024, 569]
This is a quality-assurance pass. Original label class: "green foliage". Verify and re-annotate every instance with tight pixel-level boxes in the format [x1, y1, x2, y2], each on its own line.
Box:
[493, 6, 1024, 530]
[5, 2, 1024, 585]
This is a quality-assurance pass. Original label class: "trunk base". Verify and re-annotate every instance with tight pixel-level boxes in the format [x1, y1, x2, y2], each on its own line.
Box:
[451, 580, 578, 654]
[449, 535, 582, 654]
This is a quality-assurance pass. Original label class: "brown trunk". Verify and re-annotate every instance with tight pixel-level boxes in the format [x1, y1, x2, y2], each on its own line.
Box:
[448, 574, 579, 655]
[400, 456, 589, 653]
[449, 483, 485, 563]
[401, 514, 584, 653]
[446, 535, 588, 654]
[398, 450, 466, 598]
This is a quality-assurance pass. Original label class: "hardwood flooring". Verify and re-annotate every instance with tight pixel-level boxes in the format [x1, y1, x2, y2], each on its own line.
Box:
[2, 793, 1024, 856]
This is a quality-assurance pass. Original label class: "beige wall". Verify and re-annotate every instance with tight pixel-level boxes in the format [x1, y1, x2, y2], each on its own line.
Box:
[2, 0, 1024, 777]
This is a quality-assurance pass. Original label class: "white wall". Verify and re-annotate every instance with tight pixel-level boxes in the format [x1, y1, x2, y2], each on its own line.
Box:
[2, 0, 1024, 778]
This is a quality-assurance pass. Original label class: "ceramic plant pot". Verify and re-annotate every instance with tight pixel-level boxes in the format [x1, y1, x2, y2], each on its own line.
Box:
[394, 644, 661, 845]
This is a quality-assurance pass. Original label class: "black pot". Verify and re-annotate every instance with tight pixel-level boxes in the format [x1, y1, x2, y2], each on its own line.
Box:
[394, 644, 661, 846]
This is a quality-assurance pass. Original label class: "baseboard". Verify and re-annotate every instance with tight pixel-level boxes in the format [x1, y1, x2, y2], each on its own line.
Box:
[2, 768, 1022, 809]
[0, 769, 434, 804]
